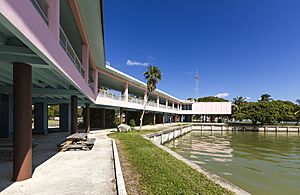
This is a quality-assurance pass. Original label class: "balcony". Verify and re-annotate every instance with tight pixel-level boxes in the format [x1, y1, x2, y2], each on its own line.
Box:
[60, 28, 85, 78]
[97, 90, 180, 113]
[31, 0, 86, 79]
[128, 97, 144, 105]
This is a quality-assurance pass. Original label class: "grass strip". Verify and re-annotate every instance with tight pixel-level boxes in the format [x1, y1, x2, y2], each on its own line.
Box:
[110, 131, 233, 195]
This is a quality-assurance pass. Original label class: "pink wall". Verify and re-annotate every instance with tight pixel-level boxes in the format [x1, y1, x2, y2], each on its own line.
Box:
[0, 0, 96, 100]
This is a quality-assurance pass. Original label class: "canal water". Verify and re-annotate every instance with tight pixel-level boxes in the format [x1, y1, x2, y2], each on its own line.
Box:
[164, 131, 300, 195]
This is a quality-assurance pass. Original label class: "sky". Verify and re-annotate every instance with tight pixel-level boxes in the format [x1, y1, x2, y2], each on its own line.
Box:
[103, 0, 300, 102]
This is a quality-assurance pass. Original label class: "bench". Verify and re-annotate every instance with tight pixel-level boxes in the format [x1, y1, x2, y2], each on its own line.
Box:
[57, 133, 95, 152]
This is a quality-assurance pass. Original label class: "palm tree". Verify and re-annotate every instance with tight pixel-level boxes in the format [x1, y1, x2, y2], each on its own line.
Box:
[139, 65, 162, 131]
[232, 96, 247, 108]
[260, 94, 272, 102]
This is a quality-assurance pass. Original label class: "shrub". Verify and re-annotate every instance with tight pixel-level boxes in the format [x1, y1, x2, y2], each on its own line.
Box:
[113, 116, 121, 127]
[129, 119, 136, 127]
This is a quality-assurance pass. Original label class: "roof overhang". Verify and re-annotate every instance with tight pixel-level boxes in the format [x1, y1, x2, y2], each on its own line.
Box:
[76, 0, 105, 68]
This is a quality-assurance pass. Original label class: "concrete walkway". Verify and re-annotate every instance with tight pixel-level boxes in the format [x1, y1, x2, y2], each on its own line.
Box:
[0, 129, 117, 195]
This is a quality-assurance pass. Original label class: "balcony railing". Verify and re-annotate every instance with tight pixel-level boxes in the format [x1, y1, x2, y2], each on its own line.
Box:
[159, 104, 166, 109]
[88, 78, 94, 91]
[31, 0, 48, 24]
[128, 97, 144, 105]
[59, 27, 85, 78]
[98, 90, 179, 111]
[147, 101, 157, 107]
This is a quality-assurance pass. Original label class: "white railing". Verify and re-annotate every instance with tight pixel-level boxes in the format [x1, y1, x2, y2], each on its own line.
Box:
[88, 79, 94, 91]
[147, 101, 157, 107]
[59, 27, 85, 78]
[159, 104, 166, 109]
[98, 89, 120, 100]
[98, 89, 180, 111]
[128, 97, 144, 105]
[31, 0, 48, 24]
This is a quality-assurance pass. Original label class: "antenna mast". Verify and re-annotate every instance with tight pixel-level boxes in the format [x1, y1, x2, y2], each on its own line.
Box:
[195, 69, 200, 98]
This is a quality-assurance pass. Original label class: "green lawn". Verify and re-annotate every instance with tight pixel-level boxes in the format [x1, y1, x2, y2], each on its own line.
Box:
[110, 131, 233, 195]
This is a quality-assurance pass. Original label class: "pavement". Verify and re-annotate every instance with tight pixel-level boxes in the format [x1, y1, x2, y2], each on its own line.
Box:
[0, 129, 117, 195]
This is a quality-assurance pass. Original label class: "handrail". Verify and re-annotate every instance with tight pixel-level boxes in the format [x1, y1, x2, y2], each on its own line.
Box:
[59, 27, 85, 78]
[30, 0, 48, 24]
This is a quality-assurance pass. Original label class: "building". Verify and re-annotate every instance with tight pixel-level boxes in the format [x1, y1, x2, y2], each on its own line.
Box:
[0, 0, 231, 182]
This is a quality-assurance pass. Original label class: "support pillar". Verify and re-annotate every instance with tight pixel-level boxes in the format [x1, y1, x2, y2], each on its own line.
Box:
[84, 104, 90, 133]
[0, 94, 9, 138]
[13, 63, 32, 181]
[47, 0, 60, 41]
[162, 113, 165, 124]
[101, 109, 106, 129]
[71, 96, 78, 134]
[123, 83, 128, 101]
[157, 96, 159, 108]
[34, 102, 48, 134]
[59, 103, 71, 132]
[153, 112, 156, 125]
[120, 107, 125, 124]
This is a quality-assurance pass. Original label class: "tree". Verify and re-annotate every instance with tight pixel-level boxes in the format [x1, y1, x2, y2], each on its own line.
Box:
[187, 96, 229, 102]
[232, 96, 247, 107]
[139, 65, 162, 131]
[259, 94, 272, 102]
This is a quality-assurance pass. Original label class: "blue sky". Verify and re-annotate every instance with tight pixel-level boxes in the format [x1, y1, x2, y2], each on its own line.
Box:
[103, 0, 300, 102]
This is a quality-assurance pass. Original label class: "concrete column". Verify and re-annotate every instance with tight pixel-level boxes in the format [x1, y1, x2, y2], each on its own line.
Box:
[47, 0, 60, 41]
[71, 96, 78, 134]
[0, 94, 9, 138]
[120, 107, 125, 124]
[34, 102, 48, 135]
[153, 112, 156, 125]
[93, 70, 98, 95]
[82, 44, 89, 82]
[101, 109, 106, 129]
[157, 96, 159, 108]
[172, 102, 175, 109]
[13, 63, 32, 181]
[169, 114, 172, 124]
[162, 113, 165, 124]
[166, 100, 168, 108]
[84, 104, 90, 133]
[8, 94, 13, 138]
[124, 83, 128, 101]
[59, 103, 71, 132]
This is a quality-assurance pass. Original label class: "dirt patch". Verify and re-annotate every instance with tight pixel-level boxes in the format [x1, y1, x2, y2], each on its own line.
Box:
[115, 139, 145, 195]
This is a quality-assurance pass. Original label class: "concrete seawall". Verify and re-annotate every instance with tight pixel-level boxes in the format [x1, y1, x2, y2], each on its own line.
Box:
[144, 125, 251, 195]
[192, 123, 300, 132]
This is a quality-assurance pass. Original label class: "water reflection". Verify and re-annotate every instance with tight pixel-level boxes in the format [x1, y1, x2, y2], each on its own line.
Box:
[165, 131, 300, 195]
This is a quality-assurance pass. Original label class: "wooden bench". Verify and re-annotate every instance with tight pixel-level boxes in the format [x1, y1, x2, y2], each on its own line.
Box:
[57, 133, 95, 152]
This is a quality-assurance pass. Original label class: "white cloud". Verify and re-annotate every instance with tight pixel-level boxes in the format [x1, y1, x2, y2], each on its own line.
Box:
[246, 97, 251, 100]
[106, 61, 111, 66]
[126, 59, 149, 67]
[215, 93, 230, 98]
